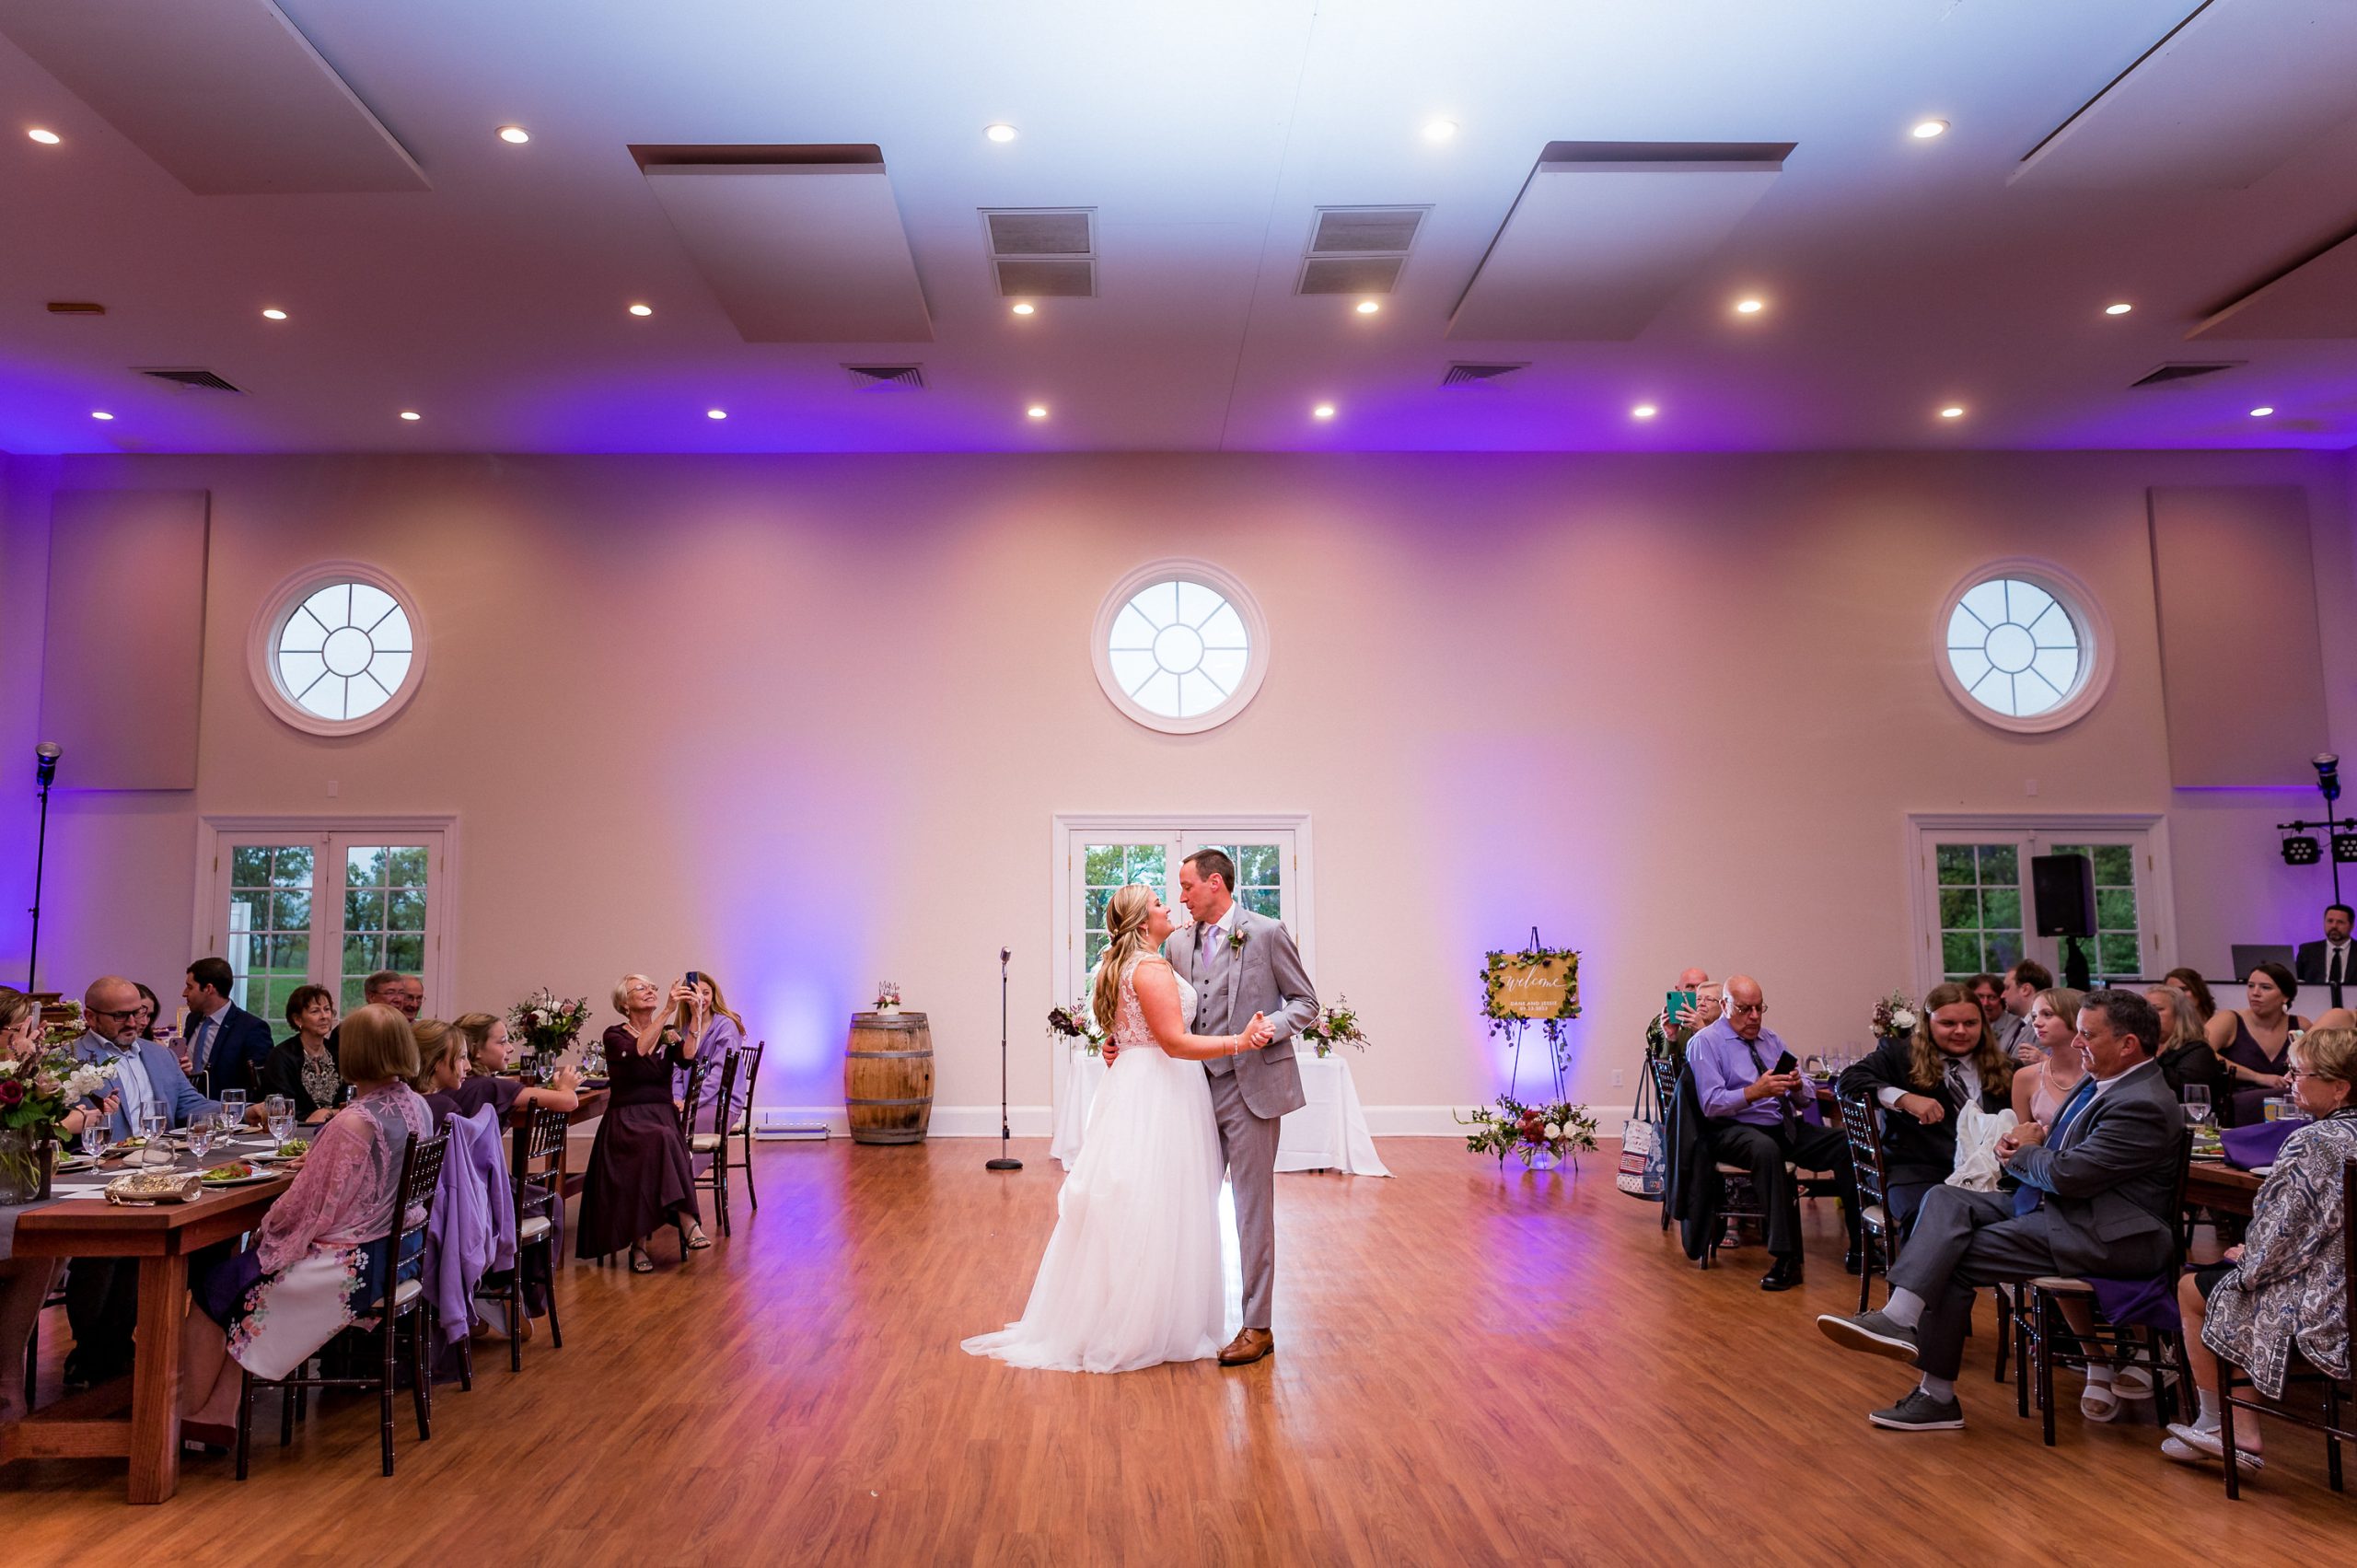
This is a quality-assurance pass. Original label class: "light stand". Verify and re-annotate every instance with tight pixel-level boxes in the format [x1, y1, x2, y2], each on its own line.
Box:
[26, 743, 59, 993]
[987, 946, 1021, 1171]
[2278, 752, 2348, 907]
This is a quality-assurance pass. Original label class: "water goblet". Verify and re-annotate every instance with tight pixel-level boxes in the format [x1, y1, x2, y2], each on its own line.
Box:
[185, 1118, 215, 1167]
[141, 1110, 171, 1167]
[78, 1115, 107, 1160]
[2180, 1085, 2212, 1129]
[221, 1088, 248, 1130]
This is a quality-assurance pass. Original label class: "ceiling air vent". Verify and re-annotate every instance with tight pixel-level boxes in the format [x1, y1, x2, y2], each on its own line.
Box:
[137, 367, 243, 392]
[843, 363, 925, 390]
[1295, 205, 1427, 296]
[2130, 361, 2244, 388]
[982, 208, 1097, 298]
[1441, 362, 1530, 387]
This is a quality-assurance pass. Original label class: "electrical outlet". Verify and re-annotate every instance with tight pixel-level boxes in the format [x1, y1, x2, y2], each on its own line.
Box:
[1610, 1068, 1624, 1087]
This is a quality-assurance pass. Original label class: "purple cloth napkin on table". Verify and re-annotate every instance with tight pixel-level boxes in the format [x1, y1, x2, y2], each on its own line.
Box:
[2090, 1273, 2180, 1331]
[2220, 1119, 2299, 1170]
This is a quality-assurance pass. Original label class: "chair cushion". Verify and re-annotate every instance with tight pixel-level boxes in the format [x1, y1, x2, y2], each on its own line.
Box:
[690, 1132, 724, 1153]
[1794, 1168, 1835, 1180]
[2029, 1275, 2095, 1294]
[1859, 1202, 1887, 1230]
[517, 1214, 552, 1242]
[369, 1276, 425, 1313]
[728, 1117, 749, 1136]
[1713, 1162, 1749, 1176]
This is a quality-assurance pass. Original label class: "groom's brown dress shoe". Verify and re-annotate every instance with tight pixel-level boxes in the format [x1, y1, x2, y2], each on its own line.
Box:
[1219, 1329, 1274, 1366]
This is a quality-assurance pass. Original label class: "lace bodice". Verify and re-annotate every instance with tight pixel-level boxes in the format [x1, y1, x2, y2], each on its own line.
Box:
[1113, 954, 1195, 1055]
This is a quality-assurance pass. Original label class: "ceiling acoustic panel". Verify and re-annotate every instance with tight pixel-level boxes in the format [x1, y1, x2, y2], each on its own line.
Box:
[634, 145, 933, 343]
[0, 0, 426, 193]
[2190, 225, 2357, 339]
[1448, 142, 1792, 342]
[2012, 0, 2357, 190]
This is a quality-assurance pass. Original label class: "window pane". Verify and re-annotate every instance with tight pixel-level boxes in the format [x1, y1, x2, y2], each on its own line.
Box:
[1084, 932, 1109, 971]
[386, 886, 425, 932]
[347, 846, 388, 888]
[1243, 889, 1281, 917]
[386, 846, 428, 885]
[1943, 933, 1980, 974]
[343, 934, 379, 974]
[1939, 889, 1979, 929]
[1109, 577, 1254, 721]
[1982, 932, 2023, 974]
[386, 934, 424, 971]
[1084, 844, 1123, 884]
[1235, 843, 1281, 887]
[346, 888, 387, 932]
[2092, 845, 2134, 884]
[1983, 889, 2022, 931]
[1084, 887, 1112, 927]
[268, 934, 309, 971]
[2098, 934, 2140, 973]
[1127, 845, 1166, 884]
[1979, 844, 2018, 883]
[271, 889, 311, 931]
[272, 847, 314, 887]
[1936, 845, 1975, 886]
[341, 977, 367, 1012]
[2096, 888, 2137, 931]
[232, 846, 273, 883]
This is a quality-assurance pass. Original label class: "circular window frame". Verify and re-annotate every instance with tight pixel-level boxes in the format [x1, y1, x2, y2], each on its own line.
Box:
[1090, 559, 1271, 736]
[1933, 557, 2113, 735]
[248, 561, 428, 738]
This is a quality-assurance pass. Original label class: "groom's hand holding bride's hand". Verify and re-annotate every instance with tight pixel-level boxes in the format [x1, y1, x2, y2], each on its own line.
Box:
[1240, 1013, 1273, 1051]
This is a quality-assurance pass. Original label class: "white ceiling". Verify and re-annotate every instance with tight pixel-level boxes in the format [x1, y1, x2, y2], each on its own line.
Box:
[3, 0, 2356, 455]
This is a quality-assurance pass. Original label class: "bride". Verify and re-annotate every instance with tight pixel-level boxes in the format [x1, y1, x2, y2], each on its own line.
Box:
[963, 883, 1270, 1373]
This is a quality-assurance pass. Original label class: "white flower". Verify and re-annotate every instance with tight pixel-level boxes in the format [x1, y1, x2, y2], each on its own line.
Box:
[1890, 1009, 1917, 1033]
[1543, 1122, 1562, 1141]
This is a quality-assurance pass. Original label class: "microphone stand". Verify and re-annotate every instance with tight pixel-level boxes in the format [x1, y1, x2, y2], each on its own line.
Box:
[27, 749, 58, 993]
[988, 947, 1021, 1171]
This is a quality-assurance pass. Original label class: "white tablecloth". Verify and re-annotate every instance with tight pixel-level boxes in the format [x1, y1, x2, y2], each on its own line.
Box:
[1051, 1047, 1390, 1177]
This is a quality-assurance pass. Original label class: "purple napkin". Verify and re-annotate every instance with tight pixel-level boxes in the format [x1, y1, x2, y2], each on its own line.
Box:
[2090, 1273, 2180, 1331]
[2220, 1119, 2298, 1170]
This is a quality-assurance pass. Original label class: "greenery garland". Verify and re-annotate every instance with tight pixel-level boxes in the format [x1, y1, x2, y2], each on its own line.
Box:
[1480, 945, 1582, 1075]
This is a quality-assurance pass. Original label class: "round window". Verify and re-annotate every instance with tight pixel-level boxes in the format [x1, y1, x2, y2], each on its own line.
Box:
[1091, 560, 1270, 735]
[249, 563, 426, 737]
[1934, 562, 2110, 734]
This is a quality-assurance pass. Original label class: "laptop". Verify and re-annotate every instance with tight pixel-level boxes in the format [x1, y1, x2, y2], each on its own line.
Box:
[2229, 943, 2295, 981]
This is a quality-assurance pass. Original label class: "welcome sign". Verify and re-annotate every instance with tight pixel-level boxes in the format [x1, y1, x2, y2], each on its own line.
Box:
[1483, 949, 1581, 1020]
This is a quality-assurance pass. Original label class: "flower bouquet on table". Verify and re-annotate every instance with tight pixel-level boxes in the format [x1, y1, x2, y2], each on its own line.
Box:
[1047, 1001, 1105, 1056]
[1455, 1096, 1598, 1170]
[1300, 997, 1369, 1059]
[1868, 990, 1919, 1050]
[0, 1048, 118, 1202]
[505, 990, 591, 1082]
[41, 1001, 87, 1050]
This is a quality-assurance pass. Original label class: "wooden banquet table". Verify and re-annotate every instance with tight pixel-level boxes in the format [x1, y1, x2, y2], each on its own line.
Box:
[2187, 1159, 2260, 1219]
[0, 1088, 609, 1504]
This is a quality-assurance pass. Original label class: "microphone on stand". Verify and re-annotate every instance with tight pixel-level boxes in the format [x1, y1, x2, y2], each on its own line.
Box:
[988, 947, 1022, 1170]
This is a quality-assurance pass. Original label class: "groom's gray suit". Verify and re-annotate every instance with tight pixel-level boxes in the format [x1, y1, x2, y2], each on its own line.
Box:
[1167, 904, 1318, 1331]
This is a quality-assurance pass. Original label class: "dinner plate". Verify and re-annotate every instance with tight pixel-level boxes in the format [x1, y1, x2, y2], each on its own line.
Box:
[54, 1154, 98, 1172]
[2249, 1164, 2273, 1178]
[199, 1167, 280, 1188]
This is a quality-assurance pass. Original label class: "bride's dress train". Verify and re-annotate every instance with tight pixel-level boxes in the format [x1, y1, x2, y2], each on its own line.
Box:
[963, 957, 1225, 1372]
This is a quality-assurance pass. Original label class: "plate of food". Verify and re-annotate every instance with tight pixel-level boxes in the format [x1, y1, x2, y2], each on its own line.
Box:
[273, 1137, 311, 1160]
[199, 1161, 277, 1188]
[55, 1153, 98, 1172]
[104, 1136, 149, 1156]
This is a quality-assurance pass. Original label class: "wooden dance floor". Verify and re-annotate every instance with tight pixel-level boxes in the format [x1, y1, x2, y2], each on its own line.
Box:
[6, 1139, 2350, 1563]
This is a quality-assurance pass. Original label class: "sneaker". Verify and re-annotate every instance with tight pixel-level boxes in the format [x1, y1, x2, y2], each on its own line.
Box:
[1817, 1308, 1921, 1363]
[1868, 1388, 1965, 1431]
[2164, 1423, 2263, 1470]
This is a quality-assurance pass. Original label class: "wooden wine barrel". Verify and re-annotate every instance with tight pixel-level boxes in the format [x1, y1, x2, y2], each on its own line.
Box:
[844, 1011, 934, 1144]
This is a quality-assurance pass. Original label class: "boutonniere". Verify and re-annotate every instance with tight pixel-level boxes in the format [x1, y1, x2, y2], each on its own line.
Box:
[1227, 926, 1248, 952]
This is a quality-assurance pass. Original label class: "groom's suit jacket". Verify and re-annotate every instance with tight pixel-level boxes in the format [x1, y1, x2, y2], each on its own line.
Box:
[1166, 906, 1318, 1121]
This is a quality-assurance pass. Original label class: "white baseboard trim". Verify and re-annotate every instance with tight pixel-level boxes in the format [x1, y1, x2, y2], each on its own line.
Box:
[754, 1104, 1520, 1138]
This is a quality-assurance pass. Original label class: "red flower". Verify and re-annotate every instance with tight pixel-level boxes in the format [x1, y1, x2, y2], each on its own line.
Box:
[0, 1077, 24, 1106]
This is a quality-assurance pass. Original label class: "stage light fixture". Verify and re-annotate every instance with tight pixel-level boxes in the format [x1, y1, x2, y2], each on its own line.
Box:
[2283, 835, 2321, 865]
[2316, 751, 2341, 802]
[2336, 834, 2357, 865]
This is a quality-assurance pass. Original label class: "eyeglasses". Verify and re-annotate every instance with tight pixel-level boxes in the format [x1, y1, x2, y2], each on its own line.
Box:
[1727, 1001, 1767, 1016]
[89, 1006, 145, 1021]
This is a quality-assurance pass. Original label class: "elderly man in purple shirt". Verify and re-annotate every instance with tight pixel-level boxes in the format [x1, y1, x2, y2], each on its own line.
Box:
[1687, 974, 1861, 1291]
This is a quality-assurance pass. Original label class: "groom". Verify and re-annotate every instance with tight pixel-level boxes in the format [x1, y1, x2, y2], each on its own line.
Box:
[1169, 848, 1318, 1365]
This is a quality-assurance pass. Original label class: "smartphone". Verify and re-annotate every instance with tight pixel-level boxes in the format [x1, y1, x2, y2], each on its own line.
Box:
[684, 970, 702, 987]
[1773, 1050, 1798, 1077]
[1665, 990, 1697, 1022]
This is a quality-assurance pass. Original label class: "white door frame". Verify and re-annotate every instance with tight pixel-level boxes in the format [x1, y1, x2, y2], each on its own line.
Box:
[1903, 812, 2173, 998]
[192, 814, 460, 1013]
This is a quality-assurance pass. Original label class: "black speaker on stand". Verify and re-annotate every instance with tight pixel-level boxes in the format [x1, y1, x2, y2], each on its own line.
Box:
[2032, 853, 2097, 992]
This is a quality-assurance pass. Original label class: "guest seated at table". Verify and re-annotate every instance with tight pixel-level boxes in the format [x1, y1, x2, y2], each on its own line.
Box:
[411, 1016, 578, 1124]
[181, 957, 273, 1101]
[2163, 1025, 2357, 1472]
[1995, 961, 2050, 1063]
[2146, 984, 2226, 1101]
[2207, 962, 2311, 1127]
[1839, 981, 2013, 1230]
[673, 972, 745, 1120]
[1689, 974, 1861, 1291]
[462, 1011, 519, 1076]
[2164, 968, 2218, 1026]
[176, 1005, 435, 1439]
[323, 970, 422, 1060]
[130, 981, 181, 1069]
[261, 984, 343, 1123]
[1646, 968, 1722, 1075]
[577, 975, 709, 1273]
[0, 988, 116, 1423]
[1817, 988, 2180, 1431]
[2010, 988, 2084, 1127]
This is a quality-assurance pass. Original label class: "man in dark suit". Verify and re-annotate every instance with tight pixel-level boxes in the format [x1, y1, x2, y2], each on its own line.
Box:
[180, 956, 276, 1098]
[1815, 988, 2180, 1430]
[2294, 903, 2354, 1014]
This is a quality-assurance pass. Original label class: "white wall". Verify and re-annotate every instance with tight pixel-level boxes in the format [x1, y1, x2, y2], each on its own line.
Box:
[0, 449, 2350, 1129]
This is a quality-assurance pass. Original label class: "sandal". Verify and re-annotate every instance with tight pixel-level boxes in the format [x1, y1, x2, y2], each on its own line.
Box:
[2164, 1424, 2262, 1470]
[2081, 1380, 2122, 1423]
[682, 1226, 713, 1251]
[2112, 1366, 2155, 1402]
[629, 1247, 655, 1273]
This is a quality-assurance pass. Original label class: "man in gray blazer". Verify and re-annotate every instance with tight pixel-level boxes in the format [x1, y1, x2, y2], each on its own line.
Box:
[1815, 988, 2182, 1430]
[1167, 848, 1318, 1365]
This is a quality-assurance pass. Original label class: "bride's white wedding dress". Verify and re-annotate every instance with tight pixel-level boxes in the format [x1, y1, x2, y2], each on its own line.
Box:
[963, 955, 1225, 1372]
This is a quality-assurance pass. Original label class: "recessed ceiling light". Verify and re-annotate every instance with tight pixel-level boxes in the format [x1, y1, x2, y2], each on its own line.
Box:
[984, 123, 1018, 144]
[399, 410, 421, 421]
[1631, 403, 1657, 420]
[2104, 302, 2132, 316]
[1011, 302, 1035, 316]
[2249, 405, 2276, 418]
[1911, 119, 1948, 140]
[496, 125, 530, 145]
[1027, 404, 1049, 419]
[1940, 405, 1967, 419]
[1354, 300, 1380, 315]
[1312, 402, 1337, 420]
[29, 128, 61, 145]
[705, 408, 727, 420]
[261, 308, 288, 320]
[89, 410, 113, 421]
[1734, 297, 1764, 315]
[1423, 119, 1458, 143]
[627, 303, 653, 317]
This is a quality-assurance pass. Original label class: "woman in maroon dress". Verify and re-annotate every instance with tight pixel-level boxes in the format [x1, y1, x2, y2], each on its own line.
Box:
[575, 975, 711, 1272]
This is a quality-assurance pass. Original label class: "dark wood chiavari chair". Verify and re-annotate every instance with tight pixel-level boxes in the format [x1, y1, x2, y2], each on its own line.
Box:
[1835, 1090, 1903, 1314]
[235, 1129, 450, 1479]
[2218, 1156, 2357, 1500]
[1649, 1056, 1678, 1234]
[729, 1040, 765, 1211]
[689, 1051, 741, 1238]
[2011, 1128, 2197, 1446]
[491, 1104, 570, 1373]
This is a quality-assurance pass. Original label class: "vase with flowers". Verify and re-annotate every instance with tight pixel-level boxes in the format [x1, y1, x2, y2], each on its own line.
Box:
[0, 1047, 118, 1204]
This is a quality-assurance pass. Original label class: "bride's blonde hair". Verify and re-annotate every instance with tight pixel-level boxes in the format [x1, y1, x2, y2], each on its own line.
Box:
[1091, 884, 1161, 1036]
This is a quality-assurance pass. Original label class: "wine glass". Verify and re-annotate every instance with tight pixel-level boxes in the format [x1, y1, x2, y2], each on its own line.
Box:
[2181, 1085, 2213, 1132]
[78, 1113, 107, 1161]
[266, 1098, 296, 1149]
[185, 1118, 215, 1167]
[140, 1111, 170, 1167]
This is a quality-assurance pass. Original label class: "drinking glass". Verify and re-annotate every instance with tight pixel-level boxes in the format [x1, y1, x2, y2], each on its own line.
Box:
[221, 1088, 248, 1129]
[140, 1111, 170, 1166]
[78, 1115, 107, 1160]
[185, 1119, 215, 1166]
[268, 1108, 296, 1148]
[2181, 1086, 2212, 1130]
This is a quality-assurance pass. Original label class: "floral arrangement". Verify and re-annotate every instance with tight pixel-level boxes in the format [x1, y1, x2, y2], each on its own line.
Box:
[1869, 990, 1920, 1042]
[1048, 1000, 1105, 1055]
[1300, 997, 1369, 1058]
[0, 1049, 117, 1130]
[875, 981, 901, 1012]
[41, 1001, 87, 1049]
[505, 989, 591, 1057]
[1455, 1096, 1599, 1169]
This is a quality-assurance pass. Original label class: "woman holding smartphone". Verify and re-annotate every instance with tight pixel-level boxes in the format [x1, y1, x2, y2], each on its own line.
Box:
[577, 975, 710, 1272]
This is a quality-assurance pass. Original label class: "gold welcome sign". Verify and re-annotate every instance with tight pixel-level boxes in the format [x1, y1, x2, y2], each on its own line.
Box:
[1483, 949, 1581, 1020]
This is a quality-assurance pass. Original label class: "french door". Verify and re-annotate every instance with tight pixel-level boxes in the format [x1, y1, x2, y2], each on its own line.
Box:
[1051, 814, 1312, 1005]
[1906, 815, 2171, 997]
[195, 817, 453, 1020]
